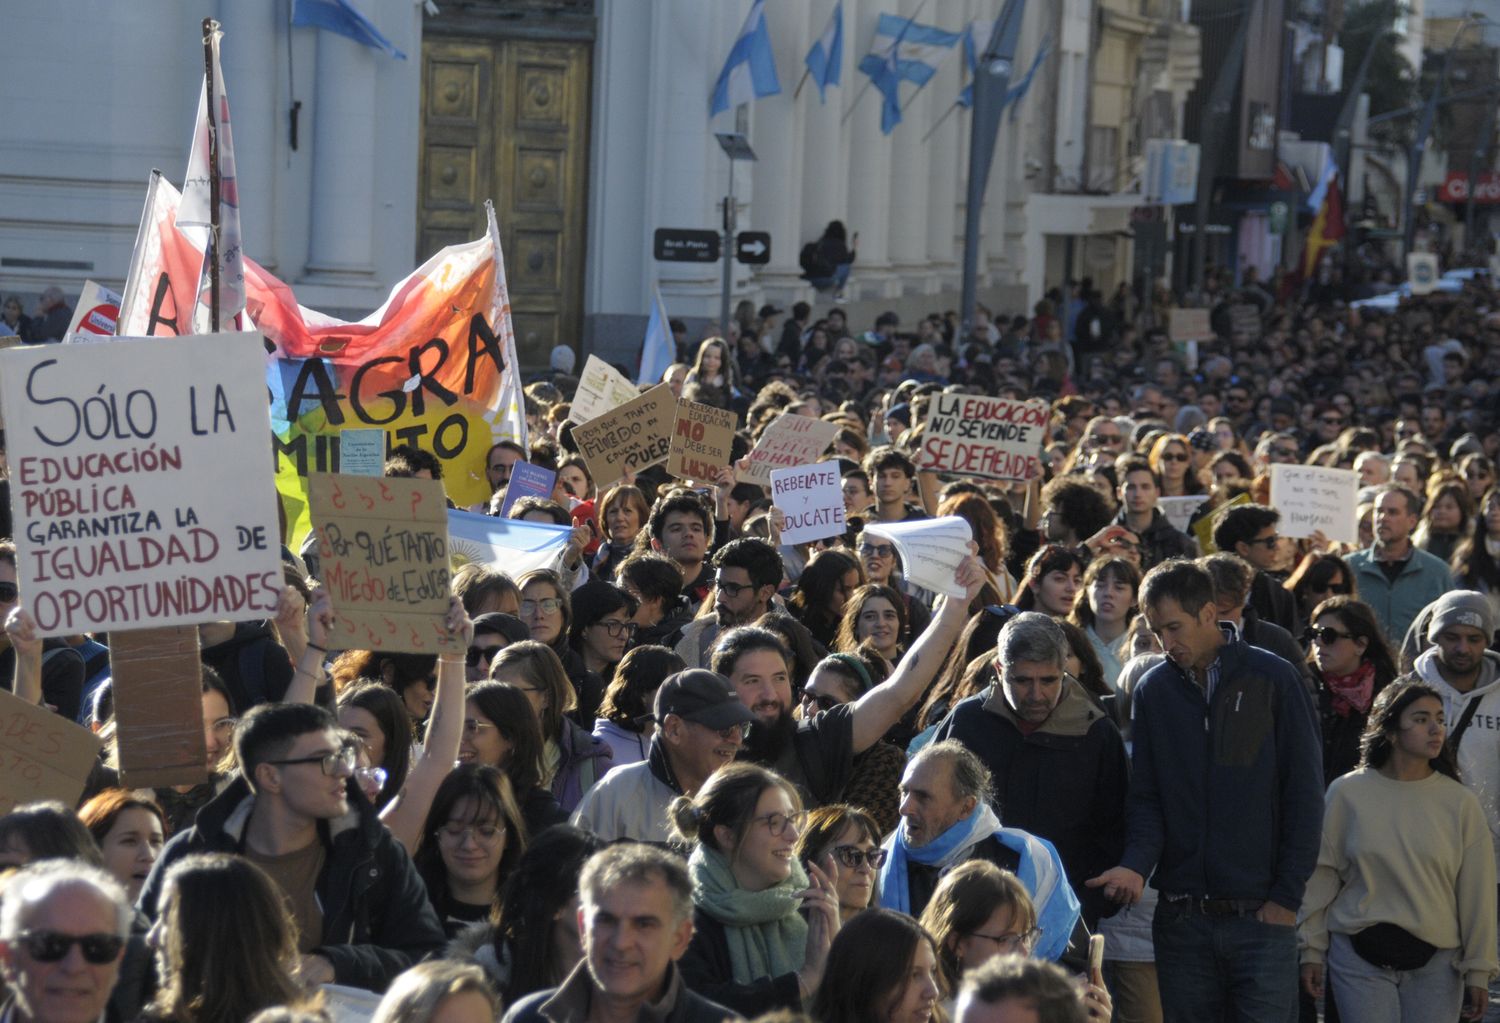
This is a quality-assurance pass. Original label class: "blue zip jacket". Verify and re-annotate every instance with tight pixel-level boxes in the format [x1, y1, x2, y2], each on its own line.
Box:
[1121, 637, 1323, 911]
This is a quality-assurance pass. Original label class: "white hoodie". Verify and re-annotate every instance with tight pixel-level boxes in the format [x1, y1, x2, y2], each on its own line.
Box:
[1415, 647, 1500, 865]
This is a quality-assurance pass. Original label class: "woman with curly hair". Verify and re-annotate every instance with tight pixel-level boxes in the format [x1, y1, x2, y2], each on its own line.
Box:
[833, 583, 909, 664]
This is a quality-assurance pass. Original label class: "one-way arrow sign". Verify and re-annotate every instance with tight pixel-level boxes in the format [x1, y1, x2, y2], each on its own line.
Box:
[736, 231, 771, 265]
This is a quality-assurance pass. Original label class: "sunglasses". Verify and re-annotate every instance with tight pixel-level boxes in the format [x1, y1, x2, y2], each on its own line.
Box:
[1320, 416, 1345, 426]
[465, 645, 501, 668]
[0, 582, 16, 603]
[1158, 453, 1190, 463]
[1304, 626, 1354, 645]
[1310, 582, 1351, 595]
[14, 930, 124, 964]
[858, 543, 897, 559]
[1247, 535, 1280, 548]
[800, 690, 841, 713]
[831, 845, 889, 869]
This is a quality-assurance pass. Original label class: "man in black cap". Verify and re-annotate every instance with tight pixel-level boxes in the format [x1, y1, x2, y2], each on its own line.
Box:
[571, 669, 754, 843]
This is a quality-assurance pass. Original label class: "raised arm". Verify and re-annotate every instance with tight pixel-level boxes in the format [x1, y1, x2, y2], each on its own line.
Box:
[849, 551, 984, 753]
[3, 608, 44, 706]
[282, 587, 334, 706]
[381, 596, 471, 854]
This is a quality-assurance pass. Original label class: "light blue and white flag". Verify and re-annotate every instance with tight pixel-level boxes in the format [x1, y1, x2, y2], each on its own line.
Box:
[805, 2, 844, 102]
[858, 12, 962, 134]
[638, 286, 674, 386]
[291, 0, 406, 59]
[1002, 36, 1050, 119]
[957, 18, 994, 107]
[448, 511, 572, 576]
[710, 0, 782, 117]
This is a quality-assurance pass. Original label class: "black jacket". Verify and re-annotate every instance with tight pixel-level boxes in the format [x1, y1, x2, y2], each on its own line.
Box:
[1250, 570, 1298, 634]
[137, 776, 446, 992]
[504, 960, 740, 1023]
[678, 908, 802, 1018]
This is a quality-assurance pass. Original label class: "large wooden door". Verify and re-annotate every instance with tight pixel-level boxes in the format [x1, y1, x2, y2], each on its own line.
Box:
[419, 36, 591, 369]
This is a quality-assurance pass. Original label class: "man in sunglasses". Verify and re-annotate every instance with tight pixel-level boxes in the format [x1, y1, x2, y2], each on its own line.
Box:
[1212, 505, 1297, 634]
[572, 669, 754, 844]
[933, 613, 1128, 930]
[0, 860, 130, 1023]
[139, 702, 445, 992]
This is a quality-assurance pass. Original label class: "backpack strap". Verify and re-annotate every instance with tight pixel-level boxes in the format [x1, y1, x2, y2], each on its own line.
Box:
[1450, 695, 1484, 750]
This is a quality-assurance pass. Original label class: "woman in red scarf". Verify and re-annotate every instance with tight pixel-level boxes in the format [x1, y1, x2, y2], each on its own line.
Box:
[1305, 596, 1399, 787]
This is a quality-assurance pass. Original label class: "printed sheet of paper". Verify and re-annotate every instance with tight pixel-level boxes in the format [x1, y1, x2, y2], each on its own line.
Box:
[110, 625, 207, 789]
[0, 687, 103, 814]
[499, 462, 558, 516]
[572, 383, 675, 488]
[338, 429, 385, 477]
[771, 463, 847, 545]
[1270, 464, 1359, 544]
[917, 394, 1048, 482]
[569, 355, 640, 423]
[668, 399, 738, 482]
[739, 413, 841, 487]
[862, 516, 973, 599]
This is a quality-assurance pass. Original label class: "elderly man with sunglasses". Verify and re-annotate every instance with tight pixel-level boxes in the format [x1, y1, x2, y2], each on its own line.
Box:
[138, 702, 446, 993]
[932, 612, 1128, 929]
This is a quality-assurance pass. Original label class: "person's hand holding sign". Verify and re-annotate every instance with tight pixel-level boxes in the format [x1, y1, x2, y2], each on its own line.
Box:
[285, 587, 336, 707]
[3, 607, 44, 706]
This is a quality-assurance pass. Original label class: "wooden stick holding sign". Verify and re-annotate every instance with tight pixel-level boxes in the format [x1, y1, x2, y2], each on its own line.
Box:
[309, 473, 462, 656]
[110, 626, 208, 789]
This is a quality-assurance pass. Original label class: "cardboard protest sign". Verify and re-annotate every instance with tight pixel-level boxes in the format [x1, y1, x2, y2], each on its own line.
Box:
[338, 429, 385, 477]
[499, 462, 558, 516]
[448, 510, 572, 576]
[771, 463, 846, 545]
[63, 280, 123, 340]
[0, 333, 283, 637]
[669, 400, 738, 482]
[309, 473, 462, 656]
[1228, 304, 1261, 337]
[1169, 308, 1211, 343]
[572, 384, 675, 488]
[1270, 464, 1359, 544]
[0, 687, 103, 814]
[863, 516, 973, 598]
[569, 355, 640, 424]
[110, 626, 207, 788]
[1193, 492, 1250, 554]
[917, 394, 1047, 482]
[739, 413, 841, 487]
[1158, 496, 1206, 537]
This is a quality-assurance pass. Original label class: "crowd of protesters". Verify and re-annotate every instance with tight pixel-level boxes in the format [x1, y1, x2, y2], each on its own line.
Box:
[2, 265, 1500, 1023]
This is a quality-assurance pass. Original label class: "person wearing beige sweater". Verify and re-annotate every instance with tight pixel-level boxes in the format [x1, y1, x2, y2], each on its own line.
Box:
[1299, 681, 1498, 1022]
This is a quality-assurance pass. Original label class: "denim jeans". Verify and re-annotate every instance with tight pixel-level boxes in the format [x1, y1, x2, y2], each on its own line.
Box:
[807, 263, 851, 291]
[1152, 900, 1299, 1023]
[1326, 931, 1462, 1023]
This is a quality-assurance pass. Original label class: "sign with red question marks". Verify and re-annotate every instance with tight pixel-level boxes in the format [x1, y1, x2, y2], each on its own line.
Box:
[308, 473, 463, 656]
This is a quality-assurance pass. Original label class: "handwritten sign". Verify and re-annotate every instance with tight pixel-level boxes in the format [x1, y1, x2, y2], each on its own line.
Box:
[110, 626, 207, 789]
[771, 463, 846, 545]
[0, 333, 283, 637]
[918, 394, 1047, 482]
[309, 473, 462, 656]
[1269, 464, 1359, 544]
[569, 355, 640, 424]
[0, 687, 103, 814]
[1158, 496, 1206, 536]
[499, 462, 558, 516]
[669, 400, 738, 482]
[863, 516, 973, 599]
[573, 383, 675, 488]
[1228, 303, 1261, 337]
[1168, 308, 1211, 343]
[739, 413, 841, 487]
[338, 429, 385, 477]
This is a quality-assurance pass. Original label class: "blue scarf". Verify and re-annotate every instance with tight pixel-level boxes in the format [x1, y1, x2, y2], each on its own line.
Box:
[879, 803, 1081, 962]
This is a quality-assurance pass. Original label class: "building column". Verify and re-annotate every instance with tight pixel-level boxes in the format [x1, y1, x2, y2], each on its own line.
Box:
[302, 30, 378, 281]
[218, 0, 278, 271]
[800, 0, 851, 258]
[750, 1, 810, 303]
[887, 0, 936, 294]
[845, 0, 897, 298]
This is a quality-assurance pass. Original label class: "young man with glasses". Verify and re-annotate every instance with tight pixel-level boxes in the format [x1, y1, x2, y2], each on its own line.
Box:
[932, 613, 1127, 929]
[572, 669, 755, 844]
[1213, 504, 1298, 633]
[139, 702, 445, 992]
[675, 538, 783, 670]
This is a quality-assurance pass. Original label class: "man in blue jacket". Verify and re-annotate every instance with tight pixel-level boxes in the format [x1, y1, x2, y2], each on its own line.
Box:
[1089, 559, 1323, 1023]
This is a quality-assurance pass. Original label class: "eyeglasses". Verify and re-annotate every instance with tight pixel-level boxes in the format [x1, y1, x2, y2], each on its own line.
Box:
[1271, 448, 1299, 460]
[831, 845, 889, 869]
[0, 582, 17, 603]
[520, 598, 563, 616]
[1304, 626, 1354, 645]
[858, 542, 897, 559]
[1247, 535, 1280, 548]
[210, 716, 238, 740]
[438, 822, 506, 844]
[1320, 416, 1345, 426]
[1310, 582, 1351, 595]
[715, 578, 752, 597]
[752, 811, 807, 837]
[355, 766, 387, 792]
[264, 744, 357, 777]
[591, 619, 638, 638]
[689, 720, 748, 742]
[466, 645, 501, 668]
[1087, 435, 1124, 448]
[462, 718, 498, 737]
[1158, 452, 1190, 463]
[14, 930, 125, 964]
[800, 690, 841, 713]
[968, 927, 1042, 954]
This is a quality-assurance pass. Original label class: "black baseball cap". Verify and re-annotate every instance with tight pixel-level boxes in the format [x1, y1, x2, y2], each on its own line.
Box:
[654, 670, 755, 730]
[472, 613, 530, 645]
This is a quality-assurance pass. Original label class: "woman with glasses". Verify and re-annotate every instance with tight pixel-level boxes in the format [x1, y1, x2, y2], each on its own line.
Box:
[1415, 480, 1473, 565]
[1299, 682, 1497, 1023]
[1285, 552, 1357, 638]
[1305, 596, 1398, 786]
[592, 645, 684, 767]
[856, 532, 933, 641]
[460, 680, 568, 838]
[673, 763, 841, 1017]
[798, 649, 905, 835]
[1458, 454, 1496, 504]
[1451, 486, 1500, 624]
[592, 483, 650, 582]
[489, 641, 611, 813]
[794, 805, 886, 925]
[567, 581, 638, 684]
[413, 764, 528, 938]
[516, 569, 605, 724]
[1148, 433, 1204, 497]
[1068, 556, 1141, 691]
[78, 789, 167, 903]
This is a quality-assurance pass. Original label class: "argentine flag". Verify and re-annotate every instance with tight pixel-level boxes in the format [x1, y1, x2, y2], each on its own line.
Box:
[805, 2, 844, 102]
[638, 286, 674, 386]
[858, 12, 962, 134]
[710, 0, 782, 117]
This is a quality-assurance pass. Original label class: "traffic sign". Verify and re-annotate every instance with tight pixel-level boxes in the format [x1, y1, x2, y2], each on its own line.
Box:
[736, 231, 771, 265]
[654, 228, 720, 263]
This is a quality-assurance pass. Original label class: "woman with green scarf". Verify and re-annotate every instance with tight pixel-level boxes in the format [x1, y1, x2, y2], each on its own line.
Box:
[672, 763, 842, 1017]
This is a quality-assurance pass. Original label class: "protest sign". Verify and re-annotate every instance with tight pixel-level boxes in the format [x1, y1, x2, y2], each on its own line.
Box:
[110, 625, 207, 788]
[918, 394, 1047, 482]
[1193, 492, 1250, 554]
[1158, 495, 1206, 536]
[569, 355, 640, 424]
[572, 384, 675, 488]
[63, 280, 123, 340]
[863, 516, 973, 598]
[0, 687, 103, 814]
[771, 463, 846, 545]
[1228, 304, 1261, 337]
[1270, 464, 1359, 544]
[739, 413, 842, 487]
[448, 510, 572, 576]
[338, 429, 385, 477]
[309, 473, 461, 656]
[1407, 253, 1439, 295]
[499, 462, 558, 516]
[0, 333, 282, 637]
[669, 400, 738, 482]
[1168, 308, 1211, 343]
